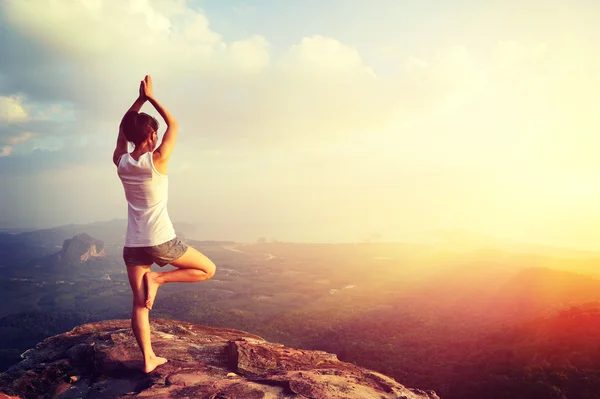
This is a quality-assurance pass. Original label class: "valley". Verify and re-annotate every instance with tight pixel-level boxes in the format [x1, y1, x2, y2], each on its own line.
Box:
[1, 222, 600, 398]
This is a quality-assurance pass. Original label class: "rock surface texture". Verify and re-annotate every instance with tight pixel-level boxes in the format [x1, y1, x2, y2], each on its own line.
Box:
[0, 319, 440, 399]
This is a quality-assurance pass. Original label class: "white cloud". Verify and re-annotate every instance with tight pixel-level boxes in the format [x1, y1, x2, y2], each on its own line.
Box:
[1, 0, 490, 150]
[0, 96, 29, 123]
[31, 103, 76, 122]
[5, 131, 33, 145]
[0, 131, 34, 156]
[0, 146, 12, 157]
[227, 35, 270, 72]
[278, 35, 370, 74]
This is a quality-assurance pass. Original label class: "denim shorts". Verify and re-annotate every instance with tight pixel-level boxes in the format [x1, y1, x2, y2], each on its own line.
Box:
[123, 236, 188, 267]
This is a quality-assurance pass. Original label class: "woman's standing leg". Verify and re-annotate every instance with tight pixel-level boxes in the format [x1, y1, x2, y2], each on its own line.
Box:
[126, 265, 168, 373]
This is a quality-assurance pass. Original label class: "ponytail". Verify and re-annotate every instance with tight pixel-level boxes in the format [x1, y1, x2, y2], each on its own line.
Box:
[121, 111, 159, 147]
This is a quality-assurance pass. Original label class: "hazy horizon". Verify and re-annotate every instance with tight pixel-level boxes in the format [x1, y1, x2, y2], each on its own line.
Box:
[1, 1, 600, 250]
[5, 218, 600, 258]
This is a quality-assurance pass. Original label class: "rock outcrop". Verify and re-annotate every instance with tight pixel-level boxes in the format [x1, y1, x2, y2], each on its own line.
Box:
[60, 233, 105, 264]
[0, 319, 439, 399]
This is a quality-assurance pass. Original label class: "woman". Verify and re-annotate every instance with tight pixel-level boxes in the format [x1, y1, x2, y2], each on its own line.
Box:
[113, 75, 216, 373]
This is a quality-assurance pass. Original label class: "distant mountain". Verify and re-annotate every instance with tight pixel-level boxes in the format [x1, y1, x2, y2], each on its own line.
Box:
[0, 220, 200, 263]
[0, 231, 64, 268]
[411, 263, 600, 323]
[56, 233, 105, 265]
[0, 226, 77, 248]
[0, 228, 36, 234]
[3, 233, 112, 280]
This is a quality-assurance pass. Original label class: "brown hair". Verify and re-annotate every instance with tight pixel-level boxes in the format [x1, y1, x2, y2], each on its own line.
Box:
[121, 111, 159, 147]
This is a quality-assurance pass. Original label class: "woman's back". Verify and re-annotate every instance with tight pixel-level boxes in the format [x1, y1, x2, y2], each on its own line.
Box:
[117, 152, 175, 247]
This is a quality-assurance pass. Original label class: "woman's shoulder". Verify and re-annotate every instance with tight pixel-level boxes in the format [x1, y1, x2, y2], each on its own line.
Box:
[150, 151, 168, 176]
[116, 152, 130, 166]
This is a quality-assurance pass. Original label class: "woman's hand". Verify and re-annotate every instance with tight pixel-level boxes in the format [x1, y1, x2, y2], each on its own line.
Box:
[142, 75, 154, 100]
[138, 79, 146, 100]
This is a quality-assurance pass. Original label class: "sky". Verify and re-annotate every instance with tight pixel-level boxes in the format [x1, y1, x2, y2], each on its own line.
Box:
[1, 0, 600, 248]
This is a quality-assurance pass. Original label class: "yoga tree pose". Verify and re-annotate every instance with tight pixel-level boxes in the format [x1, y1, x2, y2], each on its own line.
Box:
[113, 75, 216, 373]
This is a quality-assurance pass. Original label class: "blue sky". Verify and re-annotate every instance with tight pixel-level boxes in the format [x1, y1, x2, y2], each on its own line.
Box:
[1, 0, 600, 249]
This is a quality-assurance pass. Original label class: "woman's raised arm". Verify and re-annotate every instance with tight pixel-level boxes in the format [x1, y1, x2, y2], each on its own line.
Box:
[143, 76, 179, 162]
[113, 81, 147, 166]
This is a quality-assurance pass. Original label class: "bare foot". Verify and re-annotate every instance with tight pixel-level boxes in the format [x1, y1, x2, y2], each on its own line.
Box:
[143, 272, 161, 310]
[144, 355, 168, 373]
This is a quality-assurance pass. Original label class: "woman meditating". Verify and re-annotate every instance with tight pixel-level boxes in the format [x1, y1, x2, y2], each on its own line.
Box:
[113, 75, 216, 373]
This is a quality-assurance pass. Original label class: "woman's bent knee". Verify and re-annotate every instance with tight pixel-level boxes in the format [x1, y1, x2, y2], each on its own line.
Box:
[205, 262, 216, 279]
[195, 263, 215, 280]
[171, 247, 217, 277]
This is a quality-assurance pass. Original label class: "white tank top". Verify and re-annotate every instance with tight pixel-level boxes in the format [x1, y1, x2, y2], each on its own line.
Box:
[117, 152, 176, 247]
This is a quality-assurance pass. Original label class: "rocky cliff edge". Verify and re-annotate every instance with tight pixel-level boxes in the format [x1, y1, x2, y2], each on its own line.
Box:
[0, 319, 439, 399]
